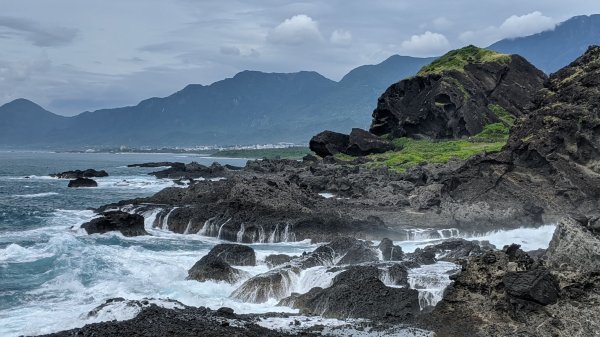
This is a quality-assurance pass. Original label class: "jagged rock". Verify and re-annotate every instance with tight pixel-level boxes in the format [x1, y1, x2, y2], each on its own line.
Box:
[416, 239, 495, 264]
[309, 130, 349, 157]
[545, 216, 600, 278]
[68, 177, 98, 188]
[206, 244, 256, 266]
[187, 255, 246, 284]
[81, 211, 148, 236]
[51, 169, 108, 179]
[232, 238, 379, 303]
[378, 238, 404, 261]
[370, 46, 546, 139]
[408, 184, 443, 210]
[265, 254, 294, 268]
[285, 266, 420, 320]
[420, 216, 600, 337]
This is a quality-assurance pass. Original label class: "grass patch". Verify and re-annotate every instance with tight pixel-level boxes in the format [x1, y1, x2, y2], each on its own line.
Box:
[368, 132, 506, 173]
[211, 147, 312, 159]
[488, 104, 515, 127]
[418, 45, 511, 76]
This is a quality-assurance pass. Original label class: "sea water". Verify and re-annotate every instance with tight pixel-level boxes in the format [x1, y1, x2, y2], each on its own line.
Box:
[0, 151, 557, 336]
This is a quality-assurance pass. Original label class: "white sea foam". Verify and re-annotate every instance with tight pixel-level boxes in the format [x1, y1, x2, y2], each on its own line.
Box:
[13, 192, 60, 198]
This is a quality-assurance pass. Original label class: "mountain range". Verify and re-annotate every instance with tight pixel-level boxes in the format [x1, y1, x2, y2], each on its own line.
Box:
[1, 14, 599, 148]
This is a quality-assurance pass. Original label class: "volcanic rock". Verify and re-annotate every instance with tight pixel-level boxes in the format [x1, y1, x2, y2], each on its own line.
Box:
[51, 169, 108, 179]
[81, 211, 148, 236]
[187, 255, 246, 284]
[370, 46, 546, 139]
[309, 130, 349, 157]
[205, 243, 256, 266]
[68, 177, 98, 188]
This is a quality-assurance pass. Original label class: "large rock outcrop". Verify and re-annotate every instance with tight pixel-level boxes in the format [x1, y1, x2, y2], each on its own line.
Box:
[187, 255, 247, 284]
[51, 169, 108, 179]
[420, 217, 600, 337]
[441, 45, 600, 223]
[370, 46, 546, 139]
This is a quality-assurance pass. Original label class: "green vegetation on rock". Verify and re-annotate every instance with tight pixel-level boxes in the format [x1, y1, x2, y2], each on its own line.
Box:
[211, 147, 312, 159]
[366, 137, 505, 173]
[418, 46, 511, 76]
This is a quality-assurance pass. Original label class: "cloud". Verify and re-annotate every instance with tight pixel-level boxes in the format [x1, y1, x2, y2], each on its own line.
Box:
[330, 29, 352, 46]
[459, 11, 557, 45]
[432, 17, 453, 30]
[267, 14, 323, 45]
[220, 45, 241, 56]
[0, 16, 77, 47]
[400, 31, 450, 56]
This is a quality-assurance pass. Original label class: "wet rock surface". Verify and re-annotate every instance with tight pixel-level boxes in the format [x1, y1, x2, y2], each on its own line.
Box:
[187, 255, 246, 284]
[206, 243, 257, 266]
[286, 265, 420, 320]
[81, 211, 147, 236]
[67, 177, 98, 188]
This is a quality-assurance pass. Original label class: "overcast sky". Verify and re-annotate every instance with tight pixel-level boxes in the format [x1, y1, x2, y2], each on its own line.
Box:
[1, 0, 599, 116]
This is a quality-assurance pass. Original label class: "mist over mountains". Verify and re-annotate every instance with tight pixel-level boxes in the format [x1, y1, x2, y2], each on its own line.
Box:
[2, 14, 600, 148]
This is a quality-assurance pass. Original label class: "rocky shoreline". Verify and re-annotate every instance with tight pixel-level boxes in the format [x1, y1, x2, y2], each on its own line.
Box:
[50, 46, 600, 336]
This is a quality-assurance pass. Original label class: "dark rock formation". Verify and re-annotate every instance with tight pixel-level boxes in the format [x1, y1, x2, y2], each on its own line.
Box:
[309, 130, 349, 157]
[43, 303, 302, 337]
[309, 128, 394, 157]
[51, 169, 108, 179]
[187, 255, 246, 284]
[265, 254, 294, 268]
[378, 238, 404, 261]
[81, 211, 147, 236]
[370, 46, 546, 139]
[205, 244, 256, 266]
[231, 238, 379, 303]
[440, 45, 600, 226]
[284, 266, 420, 320]
[410, 239, 495, 264]
[68, 177, 98, 188]
[386, 263, 409, 287]
[149, 162, 226, 179]
[128, 162, 184, 168]
[419, 216, 600, 337]
[345, 128, 395, 156]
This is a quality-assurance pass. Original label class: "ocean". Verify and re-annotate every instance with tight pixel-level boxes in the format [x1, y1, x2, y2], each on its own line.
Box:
[0, 151, 557, 336]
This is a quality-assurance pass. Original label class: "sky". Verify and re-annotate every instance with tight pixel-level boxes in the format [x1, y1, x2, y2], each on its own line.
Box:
[1, 0, 600, 116]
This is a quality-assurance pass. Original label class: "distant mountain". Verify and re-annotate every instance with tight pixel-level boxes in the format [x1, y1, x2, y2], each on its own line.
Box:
[0, 56, 433, 147]
[0, 99, 67, 145]
[489, 14, 600, 74]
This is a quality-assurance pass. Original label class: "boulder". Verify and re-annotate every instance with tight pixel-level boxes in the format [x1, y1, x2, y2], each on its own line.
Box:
[81, 211, 148, 236]
[206, 244, 256, 266]
[309, 130, 349, 157]
[503, 269, 560, 306]
[230, 269, 295, 303]
[265, 254, 294, 268]
[51, 169, 108, 179]
[68, 177, 98, 188]
[344, 128, 395, 156]
[378, 238, 404, 261]
[187, 255, 246, 284]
